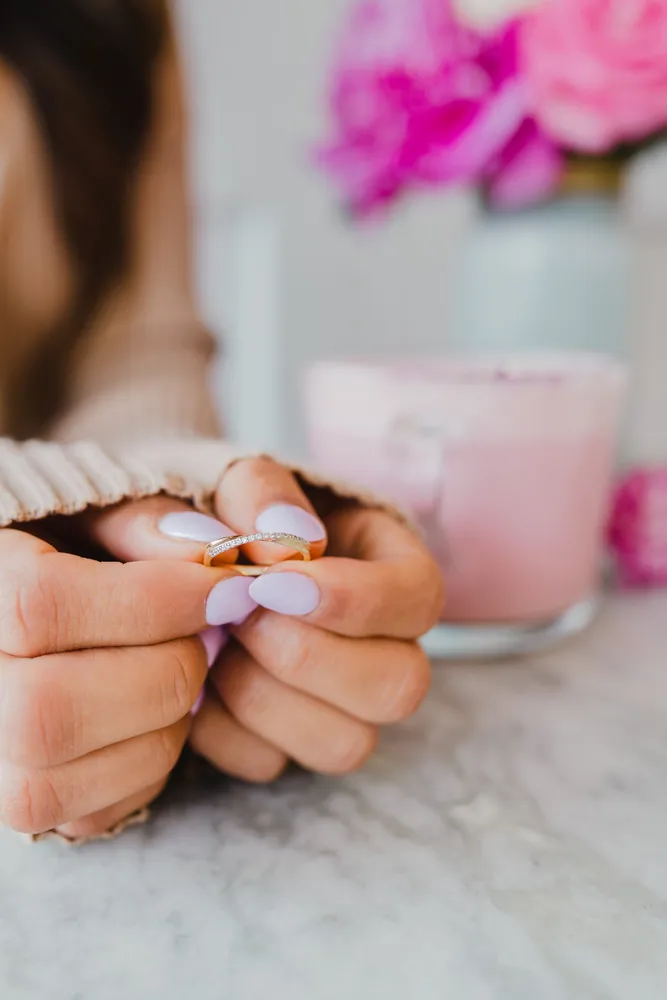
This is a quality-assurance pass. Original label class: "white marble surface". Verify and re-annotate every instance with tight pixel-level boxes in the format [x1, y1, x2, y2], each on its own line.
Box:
[1, 593, 667, 1000]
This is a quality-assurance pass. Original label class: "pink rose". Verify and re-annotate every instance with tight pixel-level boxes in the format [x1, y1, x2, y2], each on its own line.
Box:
[316, 0, 561, 216]
[522, 0, 667, 153]
[608, 469, 667, 588]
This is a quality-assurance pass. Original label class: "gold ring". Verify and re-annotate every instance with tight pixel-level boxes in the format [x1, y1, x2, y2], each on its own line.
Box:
[203, 532, 312, 576]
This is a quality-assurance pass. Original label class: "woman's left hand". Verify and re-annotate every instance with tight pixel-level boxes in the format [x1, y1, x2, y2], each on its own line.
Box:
[81, 458, 444, 783]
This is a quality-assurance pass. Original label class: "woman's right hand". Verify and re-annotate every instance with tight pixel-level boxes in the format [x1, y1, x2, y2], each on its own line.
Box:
[0, 526, 243, 841]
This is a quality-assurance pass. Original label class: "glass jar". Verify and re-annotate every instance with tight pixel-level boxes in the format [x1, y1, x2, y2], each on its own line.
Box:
[303, 354, 627, 658]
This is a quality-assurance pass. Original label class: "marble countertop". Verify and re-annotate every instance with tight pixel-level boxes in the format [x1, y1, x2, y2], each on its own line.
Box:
[1, 593, 667, 1000]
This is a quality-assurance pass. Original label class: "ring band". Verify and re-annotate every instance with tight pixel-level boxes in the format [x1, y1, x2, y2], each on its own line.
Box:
[203, 532, 312, 575]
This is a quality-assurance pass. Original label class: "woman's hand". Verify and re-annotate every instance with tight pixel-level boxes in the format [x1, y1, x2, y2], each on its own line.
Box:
[0, 527, 250, 840]
[200, 459, 443, 778]
[85, 458, 445, 784]
[200, 504, 442, 780]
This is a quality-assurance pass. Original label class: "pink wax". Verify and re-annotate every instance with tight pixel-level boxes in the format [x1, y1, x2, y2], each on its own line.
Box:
[303, 355, 626, 624]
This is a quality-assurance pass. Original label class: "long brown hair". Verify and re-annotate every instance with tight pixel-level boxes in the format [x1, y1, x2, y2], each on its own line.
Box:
[0, 0, 168, 324]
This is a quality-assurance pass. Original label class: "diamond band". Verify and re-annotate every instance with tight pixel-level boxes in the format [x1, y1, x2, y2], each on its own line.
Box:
[203, 531, 312, 572]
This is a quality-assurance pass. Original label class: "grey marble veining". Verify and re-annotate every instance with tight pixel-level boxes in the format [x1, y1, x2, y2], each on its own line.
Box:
[1, 594, 667, 1000]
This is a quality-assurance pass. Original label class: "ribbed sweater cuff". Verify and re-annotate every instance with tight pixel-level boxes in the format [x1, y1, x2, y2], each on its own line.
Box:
[0, 437, 238, 525]
[0, 437, 410, 531]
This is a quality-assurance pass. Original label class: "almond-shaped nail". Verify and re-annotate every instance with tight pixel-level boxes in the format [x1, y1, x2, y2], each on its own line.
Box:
[199, 626, 228, 668]
[159, 511, 233, 543]
[255, 504, 326, 543]
[191, 689, 206, 716]
[249, 573, 321, 617]
[191, 627, 228, 717]
[206, 577, 258, 626]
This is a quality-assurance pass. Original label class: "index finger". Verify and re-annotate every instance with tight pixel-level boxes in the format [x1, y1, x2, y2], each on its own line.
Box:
[0, 530, 255, 656]
[247, 509, 445, 640]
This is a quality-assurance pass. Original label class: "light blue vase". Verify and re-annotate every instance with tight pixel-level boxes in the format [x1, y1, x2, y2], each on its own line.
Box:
[452, 193, 630, 358]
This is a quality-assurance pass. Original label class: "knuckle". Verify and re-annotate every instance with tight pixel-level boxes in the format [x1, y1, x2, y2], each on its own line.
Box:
[316, 723, 378, 776]
[247, 455, 282, 477]
[224, 455, 283, 492]
[0, 559, 58, 657]
[160, 639, 206, 720]
[0, 766, 62, 834]
[242, 455, 284, 479]
[0, 668, 71, 769]
[381, 644, 431, 722]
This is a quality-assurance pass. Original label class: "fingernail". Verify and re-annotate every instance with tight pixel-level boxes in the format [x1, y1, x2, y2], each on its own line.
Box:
[159, 511, 233, 543]
[249, 573, 321, 617]
[255, 504, 326, 543]
[199, 626, 228, 668]
[192, 628, 228, 717]
[191, 689, 205, 716]
[206, 577, 258, 626]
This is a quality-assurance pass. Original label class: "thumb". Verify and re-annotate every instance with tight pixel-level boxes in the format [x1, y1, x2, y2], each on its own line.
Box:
[80, 496, 238, 565]
[214, 457, 328, 567]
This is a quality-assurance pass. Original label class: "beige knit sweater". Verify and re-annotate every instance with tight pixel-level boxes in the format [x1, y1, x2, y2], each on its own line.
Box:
[0, 41, 282, 529]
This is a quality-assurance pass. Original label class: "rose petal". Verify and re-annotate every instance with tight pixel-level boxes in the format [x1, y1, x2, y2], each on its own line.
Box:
[487, 120, 563, 208]
[608, 469, 667, 588]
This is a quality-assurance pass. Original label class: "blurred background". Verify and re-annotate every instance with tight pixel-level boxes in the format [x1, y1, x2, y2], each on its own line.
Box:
[173, 0, 667, 464]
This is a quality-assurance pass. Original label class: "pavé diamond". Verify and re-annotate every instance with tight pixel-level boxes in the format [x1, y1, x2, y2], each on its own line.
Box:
[207, 532, 306, 559]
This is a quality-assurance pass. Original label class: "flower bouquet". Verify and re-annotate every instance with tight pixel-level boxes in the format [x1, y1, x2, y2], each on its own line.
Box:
[316, 0, 667, 216]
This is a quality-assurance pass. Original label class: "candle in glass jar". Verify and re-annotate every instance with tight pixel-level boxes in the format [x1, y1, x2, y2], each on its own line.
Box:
[303, 354, 626, 627]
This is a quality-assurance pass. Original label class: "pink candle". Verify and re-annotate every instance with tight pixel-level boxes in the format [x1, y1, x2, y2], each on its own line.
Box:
[303, 354, 626, 626]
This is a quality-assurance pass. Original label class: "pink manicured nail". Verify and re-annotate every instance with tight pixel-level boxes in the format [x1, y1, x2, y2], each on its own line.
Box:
[199, 626, 228, 668]
[159, 511, 233, 543]
[206, 577, 257, 626]
[255, 504, 326, 543]
[191, 689, 206, 716]
[191, 628, 228, 717]
[249, 573, 321, 617]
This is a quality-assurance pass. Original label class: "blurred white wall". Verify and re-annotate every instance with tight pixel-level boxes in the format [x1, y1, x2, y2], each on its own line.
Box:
[174, 0, 667, 464]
